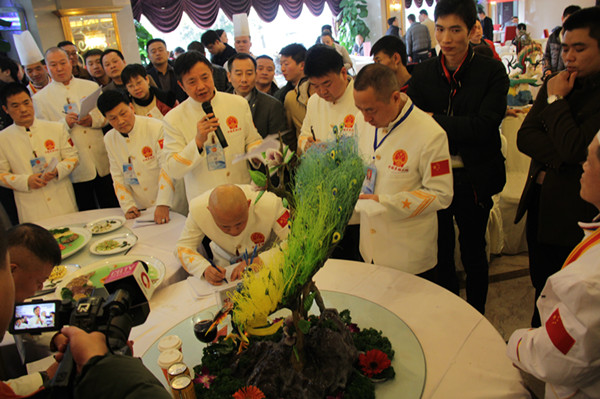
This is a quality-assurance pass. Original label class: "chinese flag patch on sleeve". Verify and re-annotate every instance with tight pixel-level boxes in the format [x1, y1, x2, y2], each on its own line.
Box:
[545, 308, 576, 355]
[68, 138, 74, 147]
[277, 210, 290, 228]
[158, 139, 164, 149]
[431, 159, 450, 177]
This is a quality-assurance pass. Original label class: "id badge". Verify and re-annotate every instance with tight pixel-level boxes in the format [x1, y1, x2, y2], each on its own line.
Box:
[361, 163, 377, 194]
[30, 156, 46, 174]
[206, 143, 226, 171]
[123, 163, 139, 185]
[63, 103, 79, 114]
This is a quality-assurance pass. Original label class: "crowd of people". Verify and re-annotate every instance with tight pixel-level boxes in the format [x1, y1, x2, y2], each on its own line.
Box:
[0, 0, 599, 397]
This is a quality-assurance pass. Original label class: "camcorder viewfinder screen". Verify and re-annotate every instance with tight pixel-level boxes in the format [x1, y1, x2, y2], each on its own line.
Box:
[11, 301, 59, 334]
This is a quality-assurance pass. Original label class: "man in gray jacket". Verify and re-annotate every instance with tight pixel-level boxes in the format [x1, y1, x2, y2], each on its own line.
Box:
[406, 14, 431, 63]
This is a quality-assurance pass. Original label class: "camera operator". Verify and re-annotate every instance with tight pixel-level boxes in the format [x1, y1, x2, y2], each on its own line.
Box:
[0, 222, 170, 398]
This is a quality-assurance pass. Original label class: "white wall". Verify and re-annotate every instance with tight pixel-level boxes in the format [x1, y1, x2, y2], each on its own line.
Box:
[522, 0, 596, 39]
[364, 0, 385, 44]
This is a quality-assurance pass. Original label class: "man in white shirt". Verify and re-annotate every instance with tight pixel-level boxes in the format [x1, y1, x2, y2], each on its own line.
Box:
[0, 83, 78, 222]
[176, 184, 289, 284]
[298, 45, 359, 153]
[97, 90, 173, 223]
[353, 64, 453, 276]
[162, 51, 262, 203]
[33, 47, 117, 211]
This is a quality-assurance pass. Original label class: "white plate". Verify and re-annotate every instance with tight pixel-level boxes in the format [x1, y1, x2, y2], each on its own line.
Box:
[85, 216, 126, 235]
[89, 232, 138, 255]
[42, 264, 80, 290]
[51, 226, 92, 259]
[55, 255, 166, 299]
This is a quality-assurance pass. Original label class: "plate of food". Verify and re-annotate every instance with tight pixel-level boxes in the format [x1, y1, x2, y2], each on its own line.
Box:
[42, 264, 80, 290]
[89, 232, 138, 255]
[50, 227, 92, 259]
[85, 216, 126, 235]
[55, 255, 166, 301]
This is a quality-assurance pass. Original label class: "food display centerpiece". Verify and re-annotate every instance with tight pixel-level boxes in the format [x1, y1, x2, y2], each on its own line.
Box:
[192, 138, 396, 398]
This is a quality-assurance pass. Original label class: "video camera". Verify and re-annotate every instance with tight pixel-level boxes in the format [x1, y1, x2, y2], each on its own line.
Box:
[9, 261, 152, 396]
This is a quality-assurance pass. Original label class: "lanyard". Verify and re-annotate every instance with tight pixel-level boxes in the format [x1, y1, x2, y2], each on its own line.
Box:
[373, 103, 414, 154]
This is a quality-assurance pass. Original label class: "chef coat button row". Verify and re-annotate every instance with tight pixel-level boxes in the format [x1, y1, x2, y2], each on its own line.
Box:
[137, 172, 141, 176]
[143, 187, 148, 191]
[226, 171, 231, 177]
[376, 155, 381, 160]
[83, 130, 86, 134]
[47, 198, 51, 201]
[370, 229, 376, 234]
[88, 145, 91, 149]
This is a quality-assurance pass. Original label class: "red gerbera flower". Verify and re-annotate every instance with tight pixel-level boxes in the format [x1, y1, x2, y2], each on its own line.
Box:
[232, 385, 266, 399]
[358, 349, 391, 377]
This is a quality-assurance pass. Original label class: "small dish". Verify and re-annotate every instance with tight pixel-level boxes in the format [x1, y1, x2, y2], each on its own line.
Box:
[89, 232, 138, 255]
[85, 216, 126, 235]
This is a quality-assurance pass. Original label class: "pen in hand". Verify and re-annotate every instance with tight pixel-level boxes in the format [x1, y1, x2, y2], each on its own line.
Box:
[208, 258, 228, 284]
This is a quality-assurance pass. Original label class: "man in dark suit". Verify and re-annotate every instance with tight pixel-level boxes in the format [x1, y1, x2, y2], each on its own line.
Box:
[515, 7, 600, 327]
[145, 38, 188, 102]
[477, 6, 494, 42]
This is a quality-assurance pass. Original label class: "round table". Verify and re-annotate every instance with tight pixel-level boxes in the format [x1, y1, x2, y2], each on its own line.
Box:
[134, 259, 531, 398]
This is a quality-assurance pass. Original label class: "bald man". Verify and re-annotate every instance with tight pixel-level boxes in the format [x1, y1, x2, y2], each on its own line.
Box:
[176, 184, 290, 284]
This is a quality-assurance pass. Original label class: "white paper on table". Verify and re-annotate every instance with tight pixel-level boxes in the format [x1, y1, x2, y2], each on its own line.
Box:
[78, 87, 102, 117]
[354, 198, 386, 217]
[187, 265, 238, 298]
[132, 206, 157, 228]
[232, 134, 281, 164]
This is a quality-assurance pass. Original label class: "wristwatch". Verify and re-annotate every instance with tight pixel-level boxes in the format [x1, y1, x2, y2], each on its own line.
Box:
[547, 94, 564, 104]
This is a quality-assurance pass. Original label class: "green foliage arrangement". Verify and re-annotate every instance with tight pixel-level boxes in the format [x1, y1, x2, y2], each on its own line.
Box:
[134, 20, 153, 65]
[337, 0, 370, 53]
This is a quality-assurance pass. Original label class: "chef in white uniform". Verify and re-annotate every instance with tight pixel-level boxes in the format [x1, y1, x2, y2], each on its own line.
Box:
[0, 83, 78, 223]
[33, 47, 117, 211]
[98, 90, 174, 224]
[176, 184, 289, 285]
[507, 131, 600, 399]
[353, 64, 453, 275]
[298, 45, 359, 153]
[162, 51, 262, 203]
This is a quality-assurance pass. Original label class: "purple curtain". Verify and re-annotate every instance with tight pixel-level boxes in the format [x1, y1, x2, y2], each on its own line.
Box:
[414, 0, 423, 7]
[131, 0, 341, 31]
[425, 0, 435, 6]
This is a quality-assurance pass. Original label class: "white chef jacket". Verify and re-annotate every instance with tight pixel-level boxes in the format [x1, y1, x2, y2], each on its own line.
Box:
[33, 78, 109, 182]
[0, 119, 79, 223]
[104, 116, 173, 213]
[355, 96, 453, 274]
[176, 185, 290, 278]
[507, 219, 600, 399]
[133, 99, 163, 120]
[162, 91, 262, 203]
[298, 78, 358, 152]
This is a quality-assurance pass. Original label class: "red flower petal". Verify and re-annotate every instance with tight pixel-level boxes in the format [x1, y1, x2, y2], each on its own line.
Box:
[358, 349, 391, 377]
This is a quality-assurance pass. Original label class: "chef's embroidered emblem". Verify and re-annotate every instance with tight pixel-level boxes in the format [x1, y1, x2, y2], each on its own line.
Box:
[545, 308, 575, 355]
[431, 159, 450, 177]
[44, 140, 55, 151]
[226, 116, 238, 130]
[141, 146, 153, 159]
[251, 232, 265, 245]
[343, 114, 355, 129]
[392, 150, 408, 168]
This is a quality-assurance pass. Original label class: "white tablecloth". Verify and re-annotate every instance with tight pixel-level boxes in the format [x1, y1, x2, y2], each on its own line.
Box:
[132, 259, 530, 398]
[38, 208, 188, 289]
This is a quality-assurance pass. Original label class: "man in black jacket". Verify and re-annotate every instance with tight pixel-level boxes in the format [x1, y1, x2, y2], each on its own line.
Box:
[515, 7, 600, 327]
[407, 0, 509, 314]
[145, 38, 188, 103]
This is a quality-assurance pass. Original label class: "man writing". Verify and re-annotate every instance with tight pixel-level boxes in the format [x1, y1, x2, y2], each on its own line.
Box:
[162, 51, 262, 203]
[515, 7, 600, 327]
[353, 64, 453, 277]
[408, 0, 509, 314]
[0, 83, 79, 222]
[176, 184, 289, 284]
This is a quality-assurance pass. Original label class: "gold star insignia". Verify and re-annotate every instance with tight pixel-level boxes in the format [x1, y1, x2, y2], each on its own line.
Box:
[402, 199, 411, 208]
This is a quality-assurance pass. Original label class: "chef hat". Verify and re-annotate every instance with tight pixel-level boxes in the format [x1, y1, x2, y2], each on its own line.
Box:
[233, 13, 250, 37]
[13, 31, 44, 66]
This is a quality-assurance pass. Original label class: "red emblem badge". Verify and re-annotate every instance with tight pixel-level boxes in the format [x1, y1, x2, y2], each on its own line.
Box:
[226, 116, 238, 130]
[431, 159, 450, 177]
[545, 308, 575, 355]
[141, 146, 153, 158]
[392, 150, 408, 168]
[277, 210, 290, 228]
[250, 232, 265, 245]
[158, 139, 164, 149]
[343, 114, 355, 128]
[44, 140, 55, 151]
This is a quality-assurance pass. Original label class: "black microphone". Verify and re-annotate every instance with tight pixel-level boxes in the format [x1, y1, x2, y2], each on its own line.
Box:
[202, 101, 228, 148]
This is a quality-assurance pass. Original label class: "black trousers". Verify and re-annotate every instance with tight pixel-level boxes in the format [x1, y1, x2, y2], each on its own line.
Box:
[73, 173, 119, 211]
[434, 170, 492, 314]
[525, 183, 573, 327]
